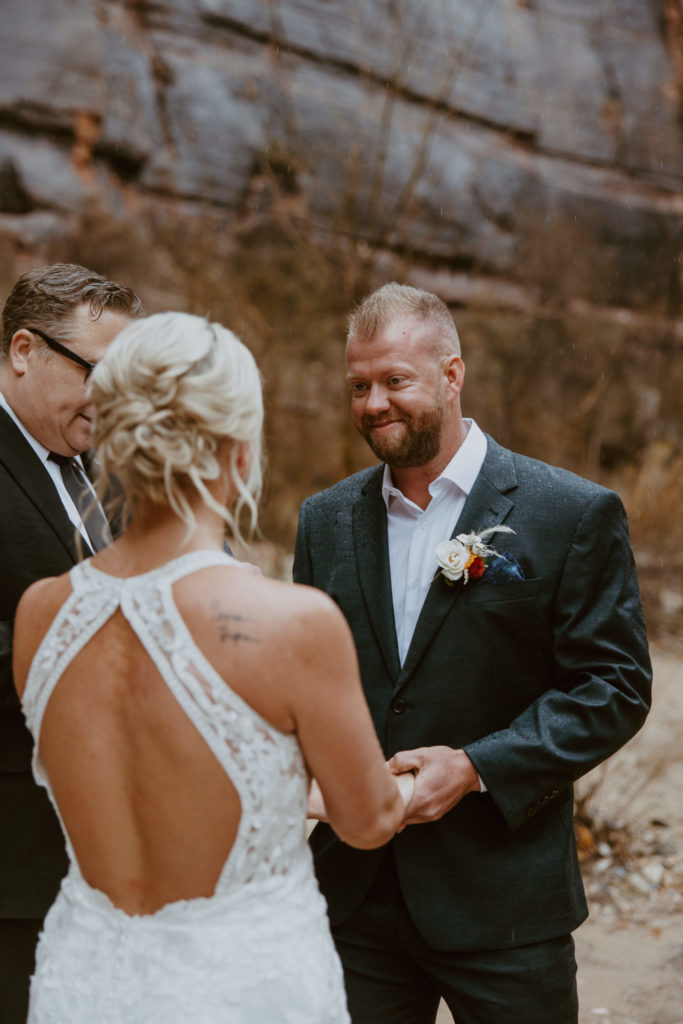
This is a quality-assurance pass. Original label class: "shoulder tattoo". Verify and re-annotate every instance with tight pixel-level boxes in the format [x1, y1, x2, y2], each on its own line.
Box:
[210, 600, 259, 645]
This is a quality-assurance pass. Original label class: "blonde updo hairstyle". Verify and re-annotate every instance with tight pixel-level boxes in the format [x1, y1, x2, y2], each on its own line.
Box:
[89, 312, 263, 541]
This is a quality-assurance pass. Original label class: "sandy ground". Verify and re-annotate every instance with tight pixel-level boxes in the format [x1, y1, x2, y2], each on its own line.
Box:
[436, 645, 683, 1024]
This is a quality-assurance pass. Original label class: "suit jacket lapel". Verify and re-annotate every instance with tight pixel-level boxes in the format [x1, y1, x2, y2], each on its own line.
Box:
[397, 436, 518, 687]
[352, 467, 401, 682]
[0, 408, 87, 562]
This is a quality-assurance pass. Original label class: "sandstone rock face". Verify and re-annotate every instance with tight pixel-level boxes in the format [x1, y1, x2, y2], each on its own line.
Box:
[0, 0, 681, 314]
[1, 1, 681, 634]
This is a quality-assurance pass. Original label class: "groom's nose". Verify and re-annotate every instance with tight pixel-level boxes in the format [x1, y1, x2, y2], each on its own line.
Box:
[364, 383, 391, 414]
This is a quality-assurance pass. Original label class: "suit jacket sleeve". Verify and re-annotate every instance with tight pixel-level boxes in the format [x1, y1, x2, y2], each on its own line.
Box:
[465, 488, 651, 830]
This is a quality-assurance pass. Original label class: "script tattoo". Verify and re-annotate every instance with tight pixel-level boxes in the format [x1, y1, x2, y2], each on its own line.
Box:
[211, 601, 259, 645]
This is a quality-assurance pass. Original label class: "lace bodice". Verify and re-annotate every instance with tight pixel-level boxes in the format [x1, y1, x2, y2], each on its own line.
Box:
[22, 551, 350, 1023]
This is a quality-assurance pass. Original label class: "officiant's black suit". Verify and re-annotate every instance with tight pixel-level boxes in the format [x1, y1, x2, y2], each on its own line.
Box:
[0, 408, 80, 1009]
[294, 435, 651, 1010]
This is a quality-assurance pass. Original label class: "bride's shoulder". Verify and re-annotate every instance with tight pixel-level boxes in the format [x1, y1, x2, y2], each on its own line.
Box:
[184, 563, 348, 656]
[16, 571, 72, 624]
[14, 572, 73, 697]
[229, 571, 346, 637]
[259, 579, 352, 660]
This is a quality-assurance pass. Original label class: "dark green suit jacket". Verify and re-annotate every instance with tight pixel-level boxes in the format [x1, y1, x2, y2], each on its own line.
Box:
[294, 435, 651, 951]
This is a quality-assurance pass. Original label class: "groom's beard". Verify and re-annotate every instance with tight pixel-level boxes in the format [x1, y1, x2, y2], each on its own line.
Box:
[359, 404, 445, 469]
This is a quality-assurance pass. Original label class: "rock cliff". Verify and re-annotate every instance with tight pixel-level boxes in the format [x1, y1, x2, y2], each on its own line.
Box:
[1, 0, 681, 308]
[1, 2, 682, 634]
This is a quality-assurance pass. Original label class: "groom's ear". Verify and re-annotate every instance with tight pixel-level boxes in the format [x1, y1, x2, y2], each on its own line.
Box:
[444, 354, 465, 398]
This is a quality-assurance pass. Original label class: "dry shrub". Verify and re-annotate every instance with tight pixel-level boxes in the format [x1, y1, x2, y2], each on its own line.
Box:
[41, 201, 184, 312]
[2, 195, 681, 586]
[618, 442, 683, 546]
[614, 443, 683, 641]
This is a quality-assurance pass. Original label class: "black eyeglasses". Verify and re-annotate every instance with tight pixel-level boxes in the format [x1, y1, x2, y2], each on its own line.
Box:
[26, 327, 97, 379]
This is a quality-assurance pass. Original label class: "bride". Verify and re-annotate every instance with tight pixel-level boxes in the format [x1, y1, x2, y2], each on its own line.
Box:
[12, 312, 414, 1023]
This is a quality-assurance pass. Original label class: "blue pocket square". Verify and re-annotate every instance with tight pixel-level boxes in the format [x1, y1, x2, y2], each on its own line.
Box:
[485, 552, 525, 583]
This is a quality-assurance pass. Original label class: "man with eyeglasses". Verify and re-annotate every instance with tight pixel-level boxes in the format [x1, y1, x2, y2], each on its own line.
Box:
[0, 263, 142, 1021]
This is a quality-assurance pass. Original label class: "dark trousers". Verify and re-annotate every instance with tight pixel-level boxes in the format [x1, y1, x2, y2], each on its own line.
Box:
[332, 849, 578, 1024]
[0, 917, 41, 1023]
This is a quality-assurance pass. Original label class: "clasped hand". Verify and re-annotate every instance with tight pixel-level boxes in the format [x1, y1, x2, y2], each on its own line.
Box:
[306, 745, 480, 829]
[389, 746, 480, 829]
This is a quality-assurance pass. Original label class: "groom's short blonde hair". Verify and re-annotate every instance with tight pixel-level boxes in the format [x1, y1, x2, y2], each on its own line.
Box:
[347, 282, 461, 359]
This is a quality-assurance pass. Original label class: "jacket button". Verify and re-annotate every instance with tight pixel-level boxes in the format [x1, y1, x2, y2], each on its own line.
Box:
[391, 697, 407, 714]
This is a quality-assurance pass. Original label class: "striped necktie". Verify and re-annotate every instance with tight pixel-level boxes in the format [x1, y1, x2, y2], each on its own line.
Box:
[49, 453, 112, 552]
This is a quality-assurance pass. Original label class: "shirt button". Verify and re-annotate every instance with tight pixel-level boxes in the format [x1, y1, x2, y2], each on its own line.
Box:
[391, 697, 407, 714]
[408, 579, 418, 590]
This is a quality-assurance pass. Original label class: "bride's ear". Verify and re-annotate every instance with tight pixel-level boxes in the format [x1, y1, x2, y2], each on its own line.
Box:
[235, 441, 250, 481]
[216, 440, 249, 501]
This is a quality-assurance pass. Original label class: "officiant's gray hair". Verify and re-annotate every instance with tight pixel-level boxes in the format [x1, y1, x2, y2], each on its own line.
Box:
[347, 282, 461, 359]
[89, 311, 263, 541]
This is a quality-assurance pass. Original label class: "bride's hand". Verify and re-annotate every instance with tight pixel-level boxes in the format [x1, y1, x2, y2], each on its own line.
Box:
[395, 770, 416, 817]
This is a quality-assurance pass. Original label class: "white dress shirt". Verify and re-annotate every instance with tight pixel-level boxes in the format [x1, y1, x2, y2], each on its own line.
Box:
[382, 419, 488, 792]
[0, 390, 98, 548]
[382, 419, 487, 666]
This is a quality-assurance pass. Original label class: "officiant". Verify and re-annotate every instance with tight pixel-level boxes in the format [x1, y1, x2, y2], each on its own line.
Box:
[0, 263, 142, 1022]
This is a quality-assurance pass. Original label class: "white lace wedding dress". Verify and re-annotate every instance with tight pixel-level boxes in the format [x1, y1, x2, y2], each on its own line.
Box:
[22, 551, 349, 1023]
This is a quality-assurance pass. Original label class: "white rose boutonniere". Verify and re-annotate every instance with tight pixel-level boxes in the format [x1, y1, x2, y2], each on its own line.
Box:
[434, 538, 472, 582]
[434, 525, 518, 586]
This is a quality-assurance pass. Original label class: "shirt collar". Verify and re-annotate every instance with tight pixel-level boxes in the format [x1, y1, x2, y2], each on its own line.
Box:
[0, 389, 51, 464]
[381, 419, 487, 508]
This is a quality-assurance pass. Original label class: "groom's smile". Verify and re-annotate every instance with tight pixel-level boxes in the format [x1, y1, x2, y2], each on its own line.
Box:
[364, 415, 405, 436]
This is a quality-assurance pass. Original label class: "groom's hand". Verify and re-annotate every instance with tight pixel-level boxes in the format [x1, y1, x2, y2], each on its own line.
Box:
[388, 746, 480, 826]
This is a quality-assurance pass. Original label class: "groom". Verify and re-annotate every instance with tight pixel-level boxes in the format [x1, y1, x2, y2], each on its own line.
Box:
[294, 282, 652, 1023]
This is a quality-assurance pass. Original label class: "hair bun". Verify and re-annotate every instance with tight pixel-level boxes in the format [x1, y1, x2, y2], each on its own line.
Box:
[90, 312, 263, 539]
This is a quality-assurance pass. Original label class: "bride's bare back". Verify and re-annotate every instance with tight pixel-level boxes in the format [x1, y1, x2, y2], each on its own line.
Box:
[38, 595, 241, 913]
[14, 555, 403, 917]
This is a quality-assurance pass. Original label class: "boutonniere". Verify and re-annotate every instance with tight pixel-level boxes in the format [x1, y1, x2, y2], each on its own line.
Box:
[434, 525, 524, 586]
